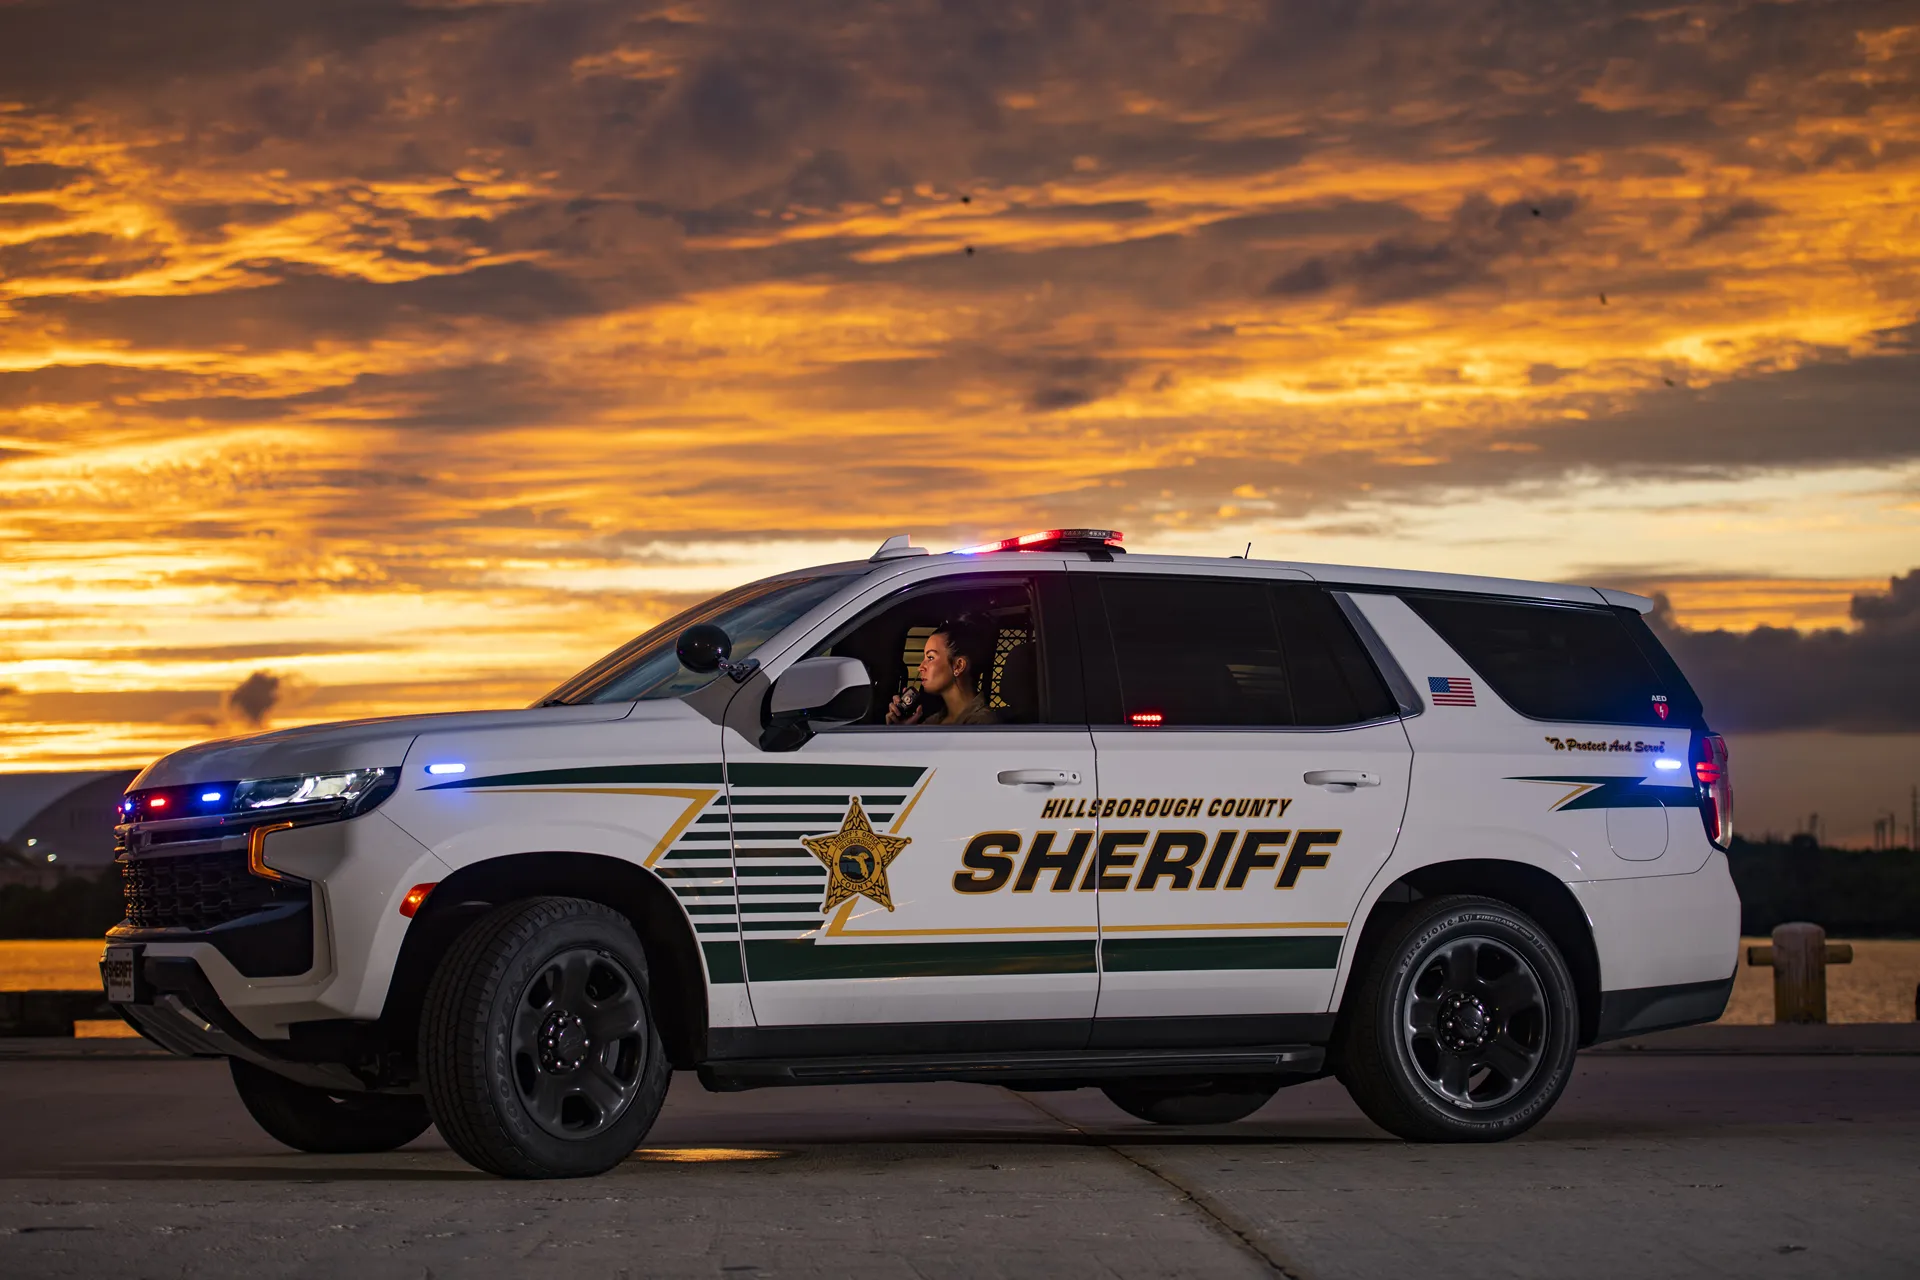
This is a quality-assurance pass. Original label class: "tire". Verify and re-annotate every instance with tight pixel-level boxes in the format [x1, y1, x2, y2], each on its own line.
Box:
[419, 896, 671, 1178]
[1337, 894, 1578, 1142]
[1102, 1076, 1284, 1125]
[228, 1058, 432, 1153]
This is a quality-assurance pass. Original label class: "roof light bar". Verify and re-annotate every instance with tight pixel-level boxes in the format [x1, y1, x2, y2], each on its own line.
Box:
[954, 528, 1125, 555]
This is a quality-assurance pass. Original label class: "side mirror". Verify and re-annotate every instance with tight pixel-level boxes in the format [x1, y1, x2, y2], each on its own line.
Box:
[676, 624, 732, 674]
[769, 656, 871, 725]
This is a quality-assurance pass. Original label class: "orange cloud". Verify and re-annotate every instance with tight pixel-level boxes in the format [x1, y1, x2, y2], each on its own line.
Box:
[2, 0, 1918, 766]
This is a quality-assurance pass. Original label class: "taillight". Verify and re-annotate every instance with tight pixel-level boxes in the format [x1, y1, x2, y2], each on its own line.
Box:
[1693, 733, 1733, 849]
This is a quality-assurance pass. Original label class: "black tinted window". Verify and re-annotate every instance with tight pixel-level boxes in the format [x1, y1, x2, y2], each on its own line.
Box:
[1404, 595, 1682, 726]
[1091, 577, 1395, 727]
[1273, 585, 1399, 725]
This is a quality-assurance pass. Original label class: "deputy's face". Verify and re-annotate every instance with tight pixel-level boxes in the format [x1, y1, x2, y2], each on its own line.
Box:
[919, 633, 958, 695]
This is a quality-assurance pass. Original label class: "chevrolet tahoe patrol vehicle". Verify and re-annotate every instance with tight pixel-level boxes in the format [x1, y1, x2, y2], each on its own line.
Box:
[103, 529, 1739, 1177]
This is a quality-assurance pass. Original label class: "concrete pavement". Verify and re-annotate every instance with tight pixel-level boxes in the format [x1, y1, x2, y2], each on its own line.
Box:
[2, 1052, 1916, 1278]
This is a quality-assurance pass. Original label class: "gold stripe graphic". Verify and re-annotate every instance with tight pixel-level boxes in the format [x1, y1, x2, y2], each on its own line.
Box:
[490, 786, 721, 867]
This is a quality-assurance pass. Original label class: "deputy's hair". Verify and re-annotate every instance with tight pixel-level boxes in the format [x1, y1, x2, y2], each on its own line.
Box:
[931, 615, 993, 697]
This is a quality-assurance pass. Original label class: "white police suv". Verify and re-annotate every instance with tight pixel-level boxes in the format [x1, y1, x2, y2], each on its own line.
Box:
[103, 529, 1739, 1177]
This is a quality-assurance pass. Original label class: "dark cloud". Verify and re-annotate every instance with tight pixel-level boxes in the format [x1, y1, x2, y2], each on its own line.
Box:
[0, 161, 89, 194]
[0, 231, 168, 284]
[1651, 570, 1920, 731]
[137, 359, 622, 431]
[167, 201, 303, 241]
[17, 261, 605, 350]
[225, 670, 281, 727]
[1689, 197, 1780, 243]
[1023, 355, 1135, 412]
[0, 0, 475, 105]
[115, 641, 397, 662]
[0, 688, 222, 726]
[1487, 328, 1920, 476]
[0, 202, 66, 227]
[1266, 194, 1580, 303]
[0, 364, 196, 409]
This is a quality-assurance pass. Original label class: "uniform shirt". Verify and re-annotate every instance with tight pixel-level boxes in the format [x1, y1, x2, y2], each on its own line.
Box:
[922, 695, 997, 726]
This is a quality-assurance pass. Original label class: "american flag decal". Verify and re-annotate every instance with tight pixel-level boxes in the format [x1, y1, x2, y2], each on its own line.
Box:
[1428, 676, 1477, 707]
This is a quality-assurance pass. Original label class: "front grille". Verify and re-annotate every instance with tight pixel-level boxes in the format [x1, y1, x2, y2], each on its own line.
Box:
[122, 849, 308, 931]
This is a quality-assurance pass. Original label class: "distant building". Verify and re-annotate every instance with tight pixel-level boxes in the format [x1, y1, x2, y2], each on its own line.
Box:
[0, 771, 139, 886]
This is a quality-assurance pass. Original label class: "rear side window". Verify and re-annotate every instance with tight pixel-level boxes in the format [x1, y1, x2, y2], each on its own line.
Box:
[1083, 576, 1396, 727]
[1273, 585, 1400, 725]
[1403, 594, 1697, 727]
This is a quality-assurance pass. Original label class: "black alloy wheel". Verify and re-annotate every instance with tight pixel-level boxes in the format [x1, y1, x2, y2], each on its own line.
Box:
[420, 896, 671, 1178]
[1402, 934, 1548, 1109]
[510, 946, 649, 1140]
[1337, 894, 1578, 1142]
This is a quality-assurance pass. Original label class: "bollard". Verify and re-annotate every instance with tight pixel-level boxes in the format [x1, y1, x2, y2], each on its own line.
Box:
[1744, 922, 1851, 1024]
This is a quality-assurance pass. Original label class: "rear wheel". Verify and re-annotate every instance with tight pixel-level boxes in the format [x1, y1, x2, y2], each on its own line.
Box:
[228, 1058, 431, 1153]
[420, 896, 671, 1178]
[1101, 1076, 1283, 1125]
[1337, 894, 1578, 1142]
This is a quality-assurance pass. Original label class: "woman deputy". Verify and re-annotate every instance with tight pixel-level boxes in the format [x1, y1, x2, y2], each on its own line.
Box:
[885, 617, 998, 726]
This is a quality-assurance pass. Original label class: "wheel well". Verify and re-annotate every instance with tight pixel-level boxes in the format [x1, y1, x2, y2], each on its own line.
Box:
[381, 852, 709, 1069]
[1340, 859, 1603, 1047]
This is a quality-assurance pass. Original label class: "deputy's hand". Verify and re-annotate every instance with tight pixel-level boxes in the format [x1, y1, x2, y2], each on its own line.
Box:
[884, 692, 926, 725]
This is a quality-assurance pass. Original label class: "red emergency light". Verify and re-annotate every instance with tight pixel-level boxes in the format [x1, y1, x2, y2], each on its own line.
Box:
[954, 529, 1125, 555]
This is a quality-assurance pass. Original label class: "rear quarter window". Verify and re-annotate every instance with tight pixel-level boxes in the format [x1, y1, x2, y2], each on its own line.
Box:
[1403, 594, 1700, 728]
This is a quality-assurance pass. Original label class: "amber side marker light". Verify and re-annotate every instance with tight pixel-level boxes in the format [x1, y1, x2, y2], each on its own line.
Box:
[629, 1148, 787, 1163]
[245, 821, 297, 881]
[399, 883, 438, 917]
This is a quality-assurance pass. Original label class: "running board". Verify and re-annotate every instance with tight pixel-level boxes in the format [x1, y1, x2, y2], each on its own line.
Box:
[698, 1044, 1325, 1092]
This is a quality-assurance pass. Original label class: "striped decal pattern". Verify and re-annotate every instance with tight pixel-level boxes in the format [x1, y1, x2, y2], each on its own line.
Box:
[710, 766, 928, 968]
[424, 761, 1341, 981]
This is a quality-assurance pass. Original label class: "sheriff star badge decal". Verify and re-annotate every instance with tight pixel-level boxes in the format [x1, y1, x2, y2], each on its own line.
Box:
[800, 795, 911, 913]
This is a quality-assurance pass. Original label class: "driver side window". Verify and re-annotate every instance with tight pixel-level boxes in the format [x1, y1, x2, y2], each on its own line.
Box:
[810, 576, 1049, 727]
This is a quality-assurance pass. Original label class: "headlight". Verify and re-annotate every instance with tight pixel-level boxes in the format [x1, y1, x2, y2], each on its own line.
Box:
[234, 768, 399, 817]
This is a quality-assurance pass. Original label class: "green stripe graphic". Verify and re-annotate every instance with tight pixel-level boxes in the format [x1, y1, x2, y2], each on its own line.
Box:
[701, 941, 745, 984]
[1100, 935, 1341, 972]
[424, 762, 924, 792]
[424, 762, 725, 790]
[745, 938, 1096, 981]
[727, 763, 927, 788]
[1508, 775, 1697, 810]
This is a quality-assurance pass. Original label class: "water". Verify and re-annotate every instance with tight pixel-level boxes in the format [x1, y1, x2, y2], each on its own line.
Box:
[0, 939, 139, 1036]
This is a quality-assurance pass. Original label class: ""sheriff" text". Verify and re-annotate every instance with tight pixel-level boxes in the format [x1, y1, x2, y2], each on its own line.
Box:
[953, 828, 1340, 894]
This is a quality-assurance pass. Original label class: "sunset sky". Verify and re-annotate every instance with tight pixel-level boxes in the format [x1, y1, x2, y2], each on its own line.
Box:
[2, 1, 1916, 842]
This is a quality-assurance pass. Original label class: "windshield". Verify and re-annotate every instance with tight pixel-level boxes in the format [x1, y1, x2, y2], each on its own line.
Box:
[538, 573, 854, 706]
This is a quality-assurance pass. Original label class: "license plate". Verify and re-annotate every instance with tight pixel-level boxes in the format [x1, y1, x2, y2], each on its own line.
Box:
[103, 946, 139, 1003]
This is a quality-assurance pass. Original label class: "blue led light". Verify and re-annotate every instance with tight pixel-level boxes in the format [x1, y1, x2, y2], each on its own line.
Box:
[1654, 758, 1683, 771]
[426, 762, 467, 776]
[200, 791, 223, 802]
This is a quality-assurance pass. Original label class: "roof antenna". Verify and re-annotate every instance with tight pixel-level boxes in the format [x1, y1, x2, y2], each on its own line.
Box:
[1243, 542, 1253, 559]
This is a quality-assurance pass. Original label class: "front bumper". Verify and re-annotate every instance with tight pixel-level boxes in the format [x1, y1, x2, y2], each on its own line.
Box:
[108, 899, 313, 979]
[110, 811, 451, 1038]
[108, 948, 381, 1092]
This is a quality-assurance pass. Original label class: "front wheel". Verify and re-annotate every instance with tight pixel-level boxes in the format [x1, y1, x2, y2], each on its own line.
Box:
[1337, 894, 1578, 1142]
[228, 1058, 432, 1153]
[419, 896, 671, 1178]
